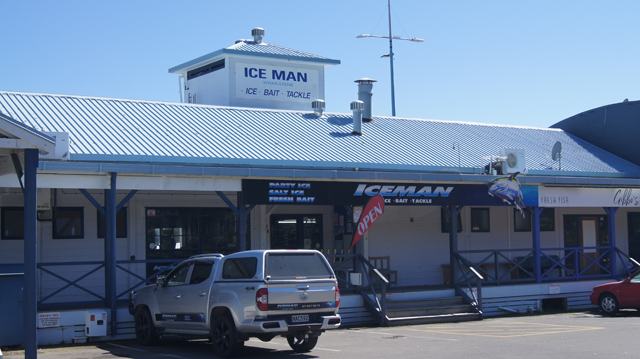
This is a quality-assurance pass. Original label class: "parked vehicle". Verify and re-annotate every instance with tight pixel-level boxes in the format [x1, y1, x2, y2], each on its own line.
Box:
[590, 270, 640, 314]
[129, 250, 341, 357]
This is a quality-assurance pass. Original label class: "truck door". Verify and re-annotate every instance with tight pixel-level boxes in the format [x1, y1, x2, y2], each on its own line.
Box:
[154, 260, 214, 332]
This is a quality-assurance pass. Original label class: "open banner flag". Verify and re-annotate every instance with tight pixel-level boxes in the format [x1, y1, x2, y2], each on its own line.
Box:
[349, 194, 385, 249]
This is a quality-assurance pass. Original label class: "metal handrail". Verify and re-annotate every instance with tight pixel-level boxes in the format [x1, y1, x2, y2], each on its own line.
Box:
[613, 248, 640, 279]
[37, 261, 105, 304]
[453, 253, 483, 314]
[456, 246, 635, 282]
[115, 259, 183, 299]
[357, 254, 389, 326]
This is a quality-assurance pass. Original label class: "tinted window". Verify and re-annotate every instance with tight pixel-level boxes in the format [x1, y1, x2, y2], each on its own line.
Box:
[471, 208, 490, 232]
[1, 207, 24, 239]
[267, 253, 332, 280]
[166, 262, 191, 286]
[222, 258, 257, 279]
[53, 207, 84, 239]
[190, 261, 214, 284]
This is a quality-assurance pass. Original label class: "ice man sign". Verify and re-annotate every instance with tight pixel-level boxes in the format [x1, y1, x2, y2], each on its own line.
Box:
[350, 195, 384, 249]
[236, 63, 319, 103]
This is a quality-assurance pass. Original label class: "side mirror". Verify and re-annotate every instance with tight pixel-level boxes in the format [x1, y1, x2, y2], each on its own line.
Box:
[156, 275, 167, 287]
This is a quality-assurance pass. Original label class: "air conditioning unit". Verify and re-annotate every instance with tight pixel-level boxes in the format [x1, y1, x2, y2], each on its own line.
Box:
[40, 132, 70, 160]
[499, 148, 526, 174]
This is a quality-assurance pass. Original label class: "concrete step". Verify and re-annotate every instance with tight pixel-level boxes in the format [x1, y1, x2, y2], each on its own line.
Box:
[387, 312, 483, 326]
[386, 304, 474, 318]
[385, 296, 465, 310]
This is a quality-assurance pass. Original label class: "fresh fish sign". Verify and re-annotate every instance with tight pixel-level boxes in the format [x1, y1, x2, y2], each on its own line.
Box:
[350, 195, 385, 249]
[488, 172, 526, 216]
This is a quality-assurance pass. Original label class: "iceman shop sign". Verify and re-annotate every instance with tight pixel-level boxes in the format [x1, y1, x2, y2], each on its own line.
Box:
[241, 179, 537, 207]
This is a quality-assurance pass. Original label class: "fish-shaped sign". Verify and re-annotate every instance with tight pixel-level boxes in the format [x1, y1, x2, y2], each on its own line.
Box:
[488, 172, 526, 217]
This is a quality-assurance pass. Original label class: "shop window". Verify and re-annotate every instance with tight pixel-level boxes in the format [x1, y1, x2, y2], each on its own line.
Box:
[145, 207, 242, 273]
[471, 208, 490, 232]
[1, 207, 24, 240]
[540, 208, 555, 231]
[441, 207, 462, 233]
[53, 207, 84, 239]
[513, 208, 555, 232]
[97, 208, 128, 238]
[514, 209, 531, 232]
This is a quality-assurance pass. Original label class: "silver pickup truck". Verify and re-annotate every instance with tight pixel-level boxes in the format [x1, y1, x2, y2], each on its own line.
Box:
[129, 249, 341, 357]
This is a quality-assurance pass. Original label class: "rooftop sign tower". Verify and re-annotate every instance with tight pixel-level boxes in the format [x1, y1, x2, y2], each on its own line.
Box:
[169, 28, 340, 111]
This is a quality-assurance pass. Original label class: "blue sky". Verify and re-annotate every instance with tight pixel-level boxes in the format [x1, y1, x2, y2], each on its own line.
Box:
[1, 0, 638, 127]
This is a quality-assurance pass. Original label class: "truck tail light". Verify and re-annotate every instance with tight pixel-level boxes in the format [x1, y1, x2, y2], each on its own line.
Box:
[335, 286, 341, 308]
[256, 288, 268, 311]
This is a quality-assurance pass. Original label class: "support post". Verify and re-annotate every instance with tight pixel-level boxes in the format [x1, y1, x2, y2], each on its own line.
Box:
[604, 207, 618, 277]
[105, 173, 117, 335]
[531, 207, 544, 283]
[218, 191, 254, 252]
[447, 206, 462, 288]
[237, 191, 247, 252]
[24, 149, 38, 359]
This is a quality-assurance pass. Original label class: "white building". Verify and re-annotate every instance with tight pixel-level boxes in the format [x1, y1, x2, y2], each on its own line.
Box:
[1, 28, 639, 346]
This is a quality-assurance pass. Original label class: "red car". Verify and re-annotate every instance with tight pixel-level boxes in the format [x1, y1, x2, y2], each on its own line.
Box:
[590, 270, 640, 314]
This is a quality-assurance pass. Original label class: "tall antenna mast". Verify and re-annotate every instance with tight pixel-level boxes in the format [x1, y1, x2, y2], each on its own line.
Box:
[357, 0, 423, 117]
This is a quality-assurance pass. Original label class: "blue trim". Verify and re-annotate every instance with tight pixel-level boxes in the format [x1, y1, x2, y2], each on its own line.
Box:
[53, 153, 640, 179]
[39, 160, 640, 186]
[216, 191, 239, 215]
[23, 149, 38, 358]
[117, 191, 137, 212]
[80, 189, 105, 215]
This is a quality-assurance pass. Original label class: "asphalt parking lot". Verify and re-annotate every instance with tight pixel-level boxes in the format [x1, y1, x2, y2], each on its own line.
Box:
[4, 310, 640, 359]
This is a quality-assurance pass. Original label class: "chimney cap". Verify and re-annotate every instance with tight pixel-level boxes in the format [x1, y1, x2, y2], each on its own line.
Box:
[312, 99, 326, 109]
[350, 100, 365, 110]
[355, 78, 377, 84]
[251, 27, 265, 44]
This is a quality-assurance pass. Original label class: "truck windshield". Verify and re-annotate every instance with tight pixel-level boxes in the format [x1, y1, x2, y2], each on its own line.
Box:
[266, 253, 332, 280]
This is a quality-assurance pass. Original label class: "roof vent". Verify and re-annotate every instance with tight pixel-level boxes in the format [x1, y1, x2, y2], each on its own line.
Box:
[252, 28, 265, 44]
[351, 101, 365, 135]
[312, 100, 325, 117]
[355, 78, 376, 121]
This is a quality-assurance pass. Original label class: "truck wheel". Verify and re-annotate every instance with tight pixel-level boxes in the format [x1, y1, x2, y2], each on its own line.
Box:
[212, 315, 243, 358]
[135, 308, 159, 346]
[287, 333, 318, 353]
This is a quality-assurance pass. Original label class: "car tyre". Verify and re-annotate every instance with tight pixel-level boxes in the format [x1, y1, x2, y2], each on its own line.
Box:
[287, 333, 318, 353]
[212, 315, 243, 358]
[599, 293, 619, 315]
[135, 307, 159, 346]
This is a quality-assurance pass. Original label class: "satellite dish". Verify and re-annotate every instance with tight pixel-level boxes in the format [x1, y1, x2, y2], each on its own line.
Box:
[552, 141, 562, 161]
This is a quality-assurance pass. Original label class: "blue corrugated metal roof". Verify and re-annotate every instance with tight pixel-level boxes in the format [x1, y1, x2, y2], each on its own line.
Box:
[1, 91, 639, 178]
[169, 40, 340, 73]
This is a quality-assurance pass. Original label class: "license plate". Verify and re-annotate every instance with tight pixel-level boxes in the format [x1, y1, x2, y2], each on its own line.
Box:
[291, 315, 309, 323]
